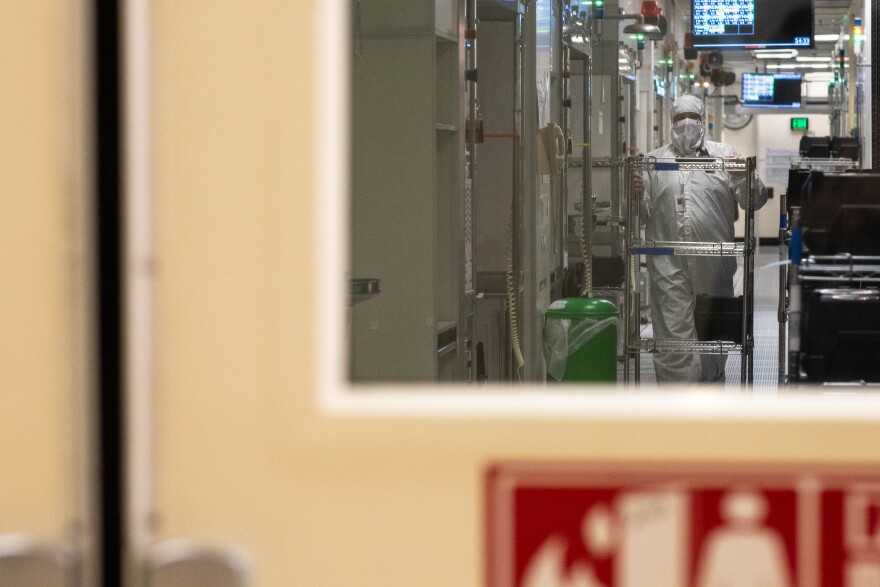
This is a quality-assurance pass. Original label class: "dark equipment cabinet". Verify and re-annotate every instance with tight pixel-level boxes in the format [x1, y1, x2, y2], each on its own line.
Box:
[786, 171, 880, 385]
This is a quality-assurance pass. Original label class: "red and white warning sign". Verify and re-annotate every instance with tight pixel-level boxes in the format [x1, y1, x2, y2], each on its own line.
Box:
[485, 462, 880, 586]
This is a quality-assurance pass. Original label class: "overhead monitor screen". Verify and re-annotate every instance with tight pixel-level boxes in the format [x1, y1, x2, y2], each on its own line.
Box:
[741, 73, 802, 108]
[691, 0, 813, 49]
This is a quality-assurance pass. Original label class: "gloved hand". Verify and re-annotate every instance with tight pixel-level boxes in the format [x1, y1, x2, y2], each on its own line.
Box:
[725, 156, 748, 178]
[631, 171, 644, 193]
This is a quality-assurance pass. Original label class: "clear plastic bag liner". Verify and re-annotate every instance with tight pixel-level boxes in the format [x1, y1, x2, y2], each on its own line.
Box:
[543, 316, 619, 381]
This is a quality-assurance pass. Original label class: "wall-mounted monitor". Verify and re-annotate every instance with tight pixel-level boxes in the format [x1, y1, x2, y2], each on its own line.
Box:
[691, 0, 813, 49]
[741, 73, 802, 108]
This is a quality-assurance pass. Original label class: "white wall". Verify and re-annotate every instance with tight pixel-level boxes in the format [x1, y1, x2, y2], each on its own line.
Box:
[725, 113, 831, 239]
[137, 4, 880, 587]
[7, 5, 880, 587]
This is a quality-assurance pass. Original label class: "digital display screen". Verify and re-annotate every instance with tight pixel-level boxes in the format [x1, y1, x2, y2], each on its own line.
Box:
[742, 73, 774, 103]
[691, 0, 813, 49]
[742, 73, 802, 108]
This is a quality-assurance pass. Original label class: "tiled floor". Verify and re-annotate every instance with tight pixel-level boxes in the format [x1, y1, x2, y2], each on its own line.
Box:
[725, 246, 783, 392]
[624, 246, 784, 391]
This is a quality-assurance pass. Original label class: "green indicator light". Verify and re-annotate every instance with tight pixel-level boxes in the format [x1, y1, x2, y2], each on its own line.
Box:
[595, 0, 603, 6]
[636, 34, 644, 40]
[790, 117, 808, 131]
[689, 73, 695, 79]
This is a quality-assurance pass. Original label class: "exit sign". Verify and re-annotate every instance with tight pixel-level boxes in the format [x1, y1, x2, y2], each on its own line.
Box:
[791, 117, 809, 131]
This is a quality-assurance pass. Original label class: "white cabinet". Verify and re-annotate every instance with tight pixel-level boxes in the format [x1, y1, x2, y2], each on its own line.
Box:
[351, 0, 465, 382]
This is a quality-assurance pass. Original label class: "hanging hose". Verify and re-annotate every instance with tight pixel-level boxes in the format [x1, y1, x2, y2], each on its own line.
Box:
[506, 209, 525, 377]
[579, 181, 592, 297]
[507, 0, 526, 380]
[580, 55, 593, 298]
[552, 174, 561, 265]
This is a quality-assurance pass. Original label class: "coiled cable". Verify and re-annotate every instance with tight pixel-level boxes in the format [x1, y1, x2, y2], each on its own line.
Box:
[579, 182, 592, 297]
[506, 209, 525, 378]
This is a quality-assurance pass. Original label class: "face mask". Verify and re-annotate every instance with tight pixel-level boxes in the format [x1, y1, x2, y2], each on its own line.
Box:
[671, 118, 704, 154]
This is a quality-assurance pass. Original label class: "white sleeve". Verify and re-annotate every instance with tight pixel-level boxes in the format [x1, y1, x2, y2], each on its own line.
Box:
[640, 169, 653, 225]
[724, 145, 769, 211]
[732, 170, 768, 211]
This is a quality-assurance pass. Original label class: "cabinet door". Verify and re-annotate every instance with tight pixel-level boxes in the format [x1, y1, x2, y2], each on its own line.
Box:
[0, 1, 99, 586]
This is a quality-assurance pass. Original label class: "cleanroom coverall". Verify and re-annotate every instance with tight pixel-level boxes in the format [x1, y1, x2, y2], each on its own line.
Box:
[641, 141, 768, 383]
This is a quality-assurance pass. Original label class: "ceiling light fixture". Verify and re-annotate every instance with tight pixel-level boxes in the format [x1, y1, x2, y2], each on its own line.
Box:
[754, 50, 798, 59]
[814, 33, 840, 42]
[622, 18, 660, 36]
[804, 72, 834, 82]
[600, 10, 661, 36]
[767, 63, 835, 70]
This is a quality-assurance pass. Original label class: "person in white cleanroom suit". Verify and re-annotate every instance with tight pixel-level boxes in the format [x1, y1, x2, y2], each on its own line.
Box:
[632, 94, 768, 383]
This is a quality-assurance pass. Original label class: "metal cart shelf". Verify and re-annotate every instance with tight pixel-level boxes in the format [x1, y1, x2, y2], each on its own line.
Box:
[798, 255, 880, 284]
[622, 155, 758, 387]
[630, 240, 746, 257]
[791, 157, 859, 172]
[631, 339, 744, 354]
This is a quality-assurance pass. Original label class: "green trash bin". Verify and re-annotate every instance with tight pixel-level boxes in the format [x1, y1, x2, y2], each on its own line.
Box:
[543, 297, 618, 382]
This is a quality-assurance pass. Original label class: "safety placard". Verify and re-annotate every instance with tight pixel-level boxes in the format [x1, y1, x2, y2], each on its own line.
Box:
[485, 462, 880, 587]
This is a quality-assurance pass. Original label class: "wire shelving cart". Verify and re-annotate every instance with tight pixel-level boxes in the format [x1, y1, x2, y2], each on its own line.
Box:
[622, 155, 759, 387]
